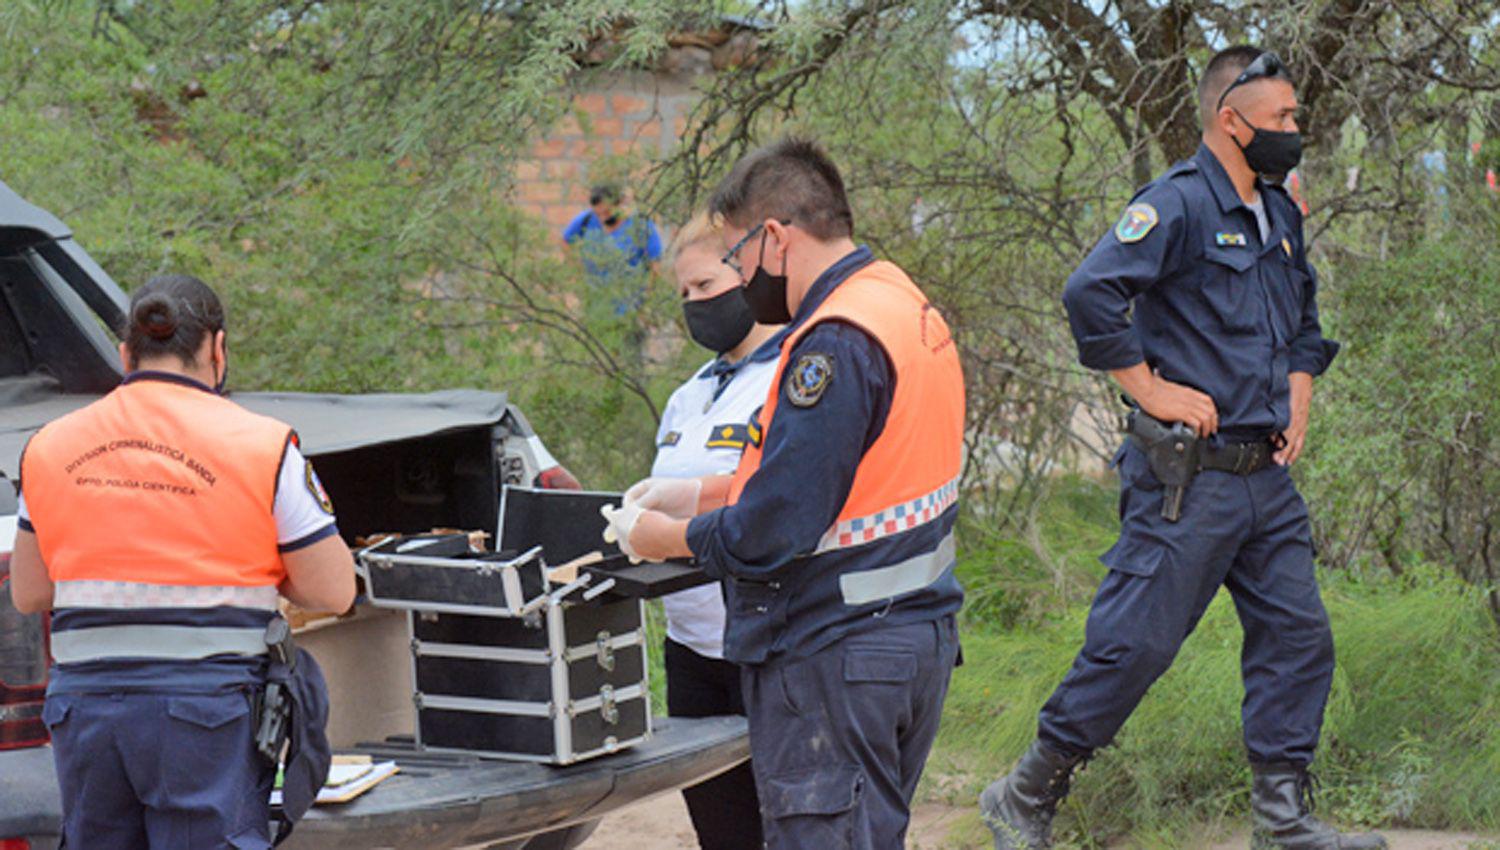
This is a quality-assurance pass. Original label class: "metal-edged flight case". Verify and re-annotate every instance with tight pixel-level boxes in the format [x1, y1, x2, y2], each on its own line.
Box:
[356, 486, 708, 765]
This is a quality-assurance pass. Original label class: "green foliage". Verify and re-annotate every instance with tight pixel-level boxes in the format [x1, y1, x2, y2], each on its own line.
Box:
[0, 1, 706, 488]
[930, 567, 1500, 847]
[954, 474, 1118, 629]
[1299, 199, 1500, 621]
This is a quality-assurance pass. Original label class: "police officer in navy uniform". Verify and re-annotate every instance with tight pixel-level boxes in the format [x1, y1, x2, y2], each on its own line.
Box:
[8, 275, 355, 849]
[978, 46, 1385, 850]
[607, 138, 965, 849]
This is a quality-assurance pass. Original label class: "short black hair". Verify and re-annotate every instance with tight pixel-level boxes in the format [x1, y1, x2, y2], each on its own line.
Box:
[1198, 45, 1283, 128]
[123, 274, 224, 369]
[589, 183, 621, 206]
[708, 137, 853, 241]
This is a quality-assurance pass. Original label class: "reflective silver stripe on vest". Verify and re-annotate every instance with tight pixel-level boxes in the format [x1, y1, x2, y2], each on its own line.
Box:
[50, 626, 269, 665]
[838, 531, 957, 606]
[52, 581, 280, 611]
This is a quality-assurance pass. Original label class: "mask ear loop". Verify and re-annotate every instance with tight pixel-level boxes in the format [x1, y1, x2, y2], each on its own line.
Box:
[758, 223, 790, 277]
[1227, 107, 1258, 151]
[214, 332, 229, 395]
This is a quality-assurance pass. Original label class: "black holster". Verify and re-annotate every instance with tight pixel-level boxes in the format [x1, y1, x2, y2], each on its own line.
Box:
[1125, 410, 1200, 522]
[253, 617, 296, 766]
[253, 616, 333, 848]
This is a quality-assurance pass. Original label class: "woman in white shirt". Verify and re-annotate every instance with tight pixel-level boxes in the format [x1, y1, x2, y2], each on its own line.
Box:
[650, 212, 781, 848]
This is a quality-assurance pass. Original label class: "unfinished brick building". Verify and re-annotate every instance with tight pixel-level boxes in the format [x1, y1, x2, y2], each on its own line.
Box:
[512, 21, 760, 239]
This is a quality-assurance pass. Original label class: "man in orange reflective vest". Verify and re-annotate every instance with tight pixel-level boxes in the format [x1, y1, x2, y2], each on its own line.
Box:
[612, 138, 965, 849]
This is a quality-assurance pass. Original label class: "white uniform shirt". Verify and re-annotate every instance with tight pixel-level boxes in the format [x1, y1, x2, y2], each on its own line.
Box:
[653, 339, 781, 660]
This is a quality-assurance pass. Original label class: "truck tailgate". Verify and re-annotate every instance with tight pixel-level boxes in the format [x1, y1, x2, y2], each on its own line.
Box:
[284, 715, 748, 849]
[1, 716, 746, 848]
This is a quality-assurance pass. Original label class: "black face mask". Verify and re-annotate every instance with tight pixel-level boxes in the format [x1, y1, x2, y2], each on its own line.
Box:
[683, 287, 756, 354]
[1232, 109, 1302, 182]
[742, 231, 791, 324]
[602, 213, 620, 227]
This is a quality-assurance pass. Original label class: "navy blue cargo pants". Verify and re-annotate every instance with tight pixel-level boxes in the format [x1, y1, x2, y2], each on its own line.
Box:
[1038, 441, 1335, 766]
[44, 687, 273, 849]
[742, 614, 960, 849]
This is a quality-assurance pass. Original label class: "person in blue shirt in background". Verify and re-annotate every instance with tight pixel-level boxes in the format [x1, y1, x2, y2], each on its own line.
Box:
[561, 182, 664, 311]
[629, 210, 782, 850]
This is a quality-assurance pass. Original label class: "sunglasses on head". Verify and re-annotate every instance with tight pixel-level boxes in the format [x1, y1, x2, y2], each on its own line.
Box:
[1217, 51, 1290, 110]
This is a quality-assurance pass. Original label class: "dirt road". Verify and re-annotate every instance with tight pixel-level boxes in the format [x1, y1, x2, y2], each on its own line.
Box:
[579, 793, 1497, 849]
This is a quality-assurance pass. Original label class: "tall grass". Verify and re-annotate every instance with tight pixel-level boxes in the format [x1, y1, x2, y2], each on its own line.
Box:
[932, 476, 1500, 847]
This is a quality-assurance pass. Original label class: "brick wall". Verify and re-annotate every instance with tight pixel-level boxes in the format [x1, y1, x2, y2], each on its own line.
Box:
[515, 69, 700, 237]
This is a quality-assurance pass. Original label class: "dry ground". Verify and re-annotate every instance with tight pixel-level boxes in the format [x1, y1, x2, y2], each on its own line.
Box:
[579, 793, 1497, 849]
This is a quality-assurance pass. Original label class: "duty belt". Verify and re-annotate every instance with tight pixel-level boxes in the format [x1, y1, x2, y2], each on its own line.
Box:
[1197, 437, 1276, 476]
[1125, 410, 1279, 522]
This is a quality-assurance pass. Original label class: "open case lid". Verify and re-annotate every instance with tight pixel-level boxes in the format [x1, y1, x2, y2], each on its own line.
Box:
[498, 486, 712, 599]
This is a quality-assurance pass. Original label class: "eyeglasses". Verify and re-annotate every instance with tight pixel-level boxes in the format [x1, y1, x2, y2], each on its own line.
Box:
[720, 222, 764, 277]
[721, 219, 792, 277]
[1217, 51, 1290, 110]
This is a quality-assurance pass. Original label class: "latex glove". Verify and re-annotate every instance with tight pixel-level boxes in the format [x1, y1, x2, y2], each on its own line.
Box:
[622, 477, 702, 520]
[599, 502, 644, 564]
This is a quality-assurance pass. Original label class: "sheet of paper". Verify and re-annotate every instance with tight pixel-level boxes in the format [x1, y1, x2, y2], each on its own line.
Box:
[269, 760, 399, 807]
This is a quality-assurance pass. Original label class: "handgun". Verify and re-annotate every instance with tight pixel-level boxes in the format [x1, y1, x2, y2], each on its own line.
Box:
[1126, 410, 1201, 522]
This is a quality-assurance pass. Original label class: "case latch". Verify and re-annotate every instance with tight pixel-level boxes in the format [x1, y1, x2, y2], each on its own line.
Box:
[599, 685, 619, 725]
[595, 631, 616, 672]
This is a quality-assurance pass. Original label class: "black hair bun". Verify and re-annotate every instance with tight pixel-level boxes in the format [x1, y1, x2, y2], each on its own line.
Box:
[133, 294, 178, 340]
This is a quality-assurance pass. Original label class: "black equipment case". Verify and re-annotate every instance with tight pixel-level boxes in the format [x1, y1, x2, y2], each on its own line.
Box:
[356, 486, 707, 764]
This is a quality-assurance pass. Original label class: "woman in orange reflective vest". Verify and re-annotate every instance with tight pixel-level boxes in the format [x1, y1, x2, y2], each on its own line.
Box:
[8, 274, 355, 850]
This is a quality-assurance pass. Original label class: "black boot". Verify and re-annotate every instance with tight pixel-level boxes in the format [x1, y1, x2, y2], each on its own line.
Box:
[1250, 762, 1388, 850]
[978, 739, 1085, 850]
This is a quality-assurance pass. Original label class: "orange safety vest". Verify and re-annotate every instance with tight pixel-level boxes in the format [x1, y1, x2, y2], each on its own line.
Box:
[729, 260, 966, 557]
[21, 373, 292, 664]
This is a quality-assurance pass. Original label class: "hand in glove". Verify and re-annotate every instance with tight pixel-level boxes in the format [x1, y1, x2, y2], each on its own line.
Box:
[622, 477, 703, 520]
[599, 502, 644, 563]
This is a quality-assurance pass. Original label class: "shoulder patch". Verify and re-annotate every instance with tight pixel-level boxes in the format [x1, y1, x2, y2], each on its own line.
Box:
[659, 430, 681, 447]
[1115, 203, 1158, 243]
[305, 460, 334, 515]
[785, 352, 834, 408]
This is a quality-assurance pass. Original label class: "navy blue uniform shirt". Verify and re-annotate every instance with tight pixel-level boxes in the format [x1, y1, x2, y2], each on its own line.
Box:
[687, 246, 894, 578]
[1062, 144, 1339, 436]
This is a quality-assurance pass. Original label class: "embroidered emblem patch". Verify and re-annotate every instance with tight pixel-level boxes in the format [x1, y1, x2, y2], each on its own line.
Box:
[1215, 232, 1247, 247]
[659, 430, 681, 447]
[920, 302, 955, 353]
[305, 460, 334, 515]
[748, 407, 764, 447]
[786, 353, 834, 408]
[1114, 203, 1158, 243]
[705, 423, 752, 450]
